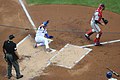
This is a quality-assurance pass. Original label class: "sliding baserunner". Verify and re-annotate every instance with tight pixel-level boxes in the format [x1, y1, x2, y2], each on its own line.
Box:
[34, 20, 54, 52]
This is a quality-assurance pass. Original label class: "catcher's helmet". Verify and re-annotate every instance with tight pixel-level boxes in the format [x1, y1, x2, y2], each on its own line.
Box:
[106, 71, 112, 79]
[99, 3, 105, 10]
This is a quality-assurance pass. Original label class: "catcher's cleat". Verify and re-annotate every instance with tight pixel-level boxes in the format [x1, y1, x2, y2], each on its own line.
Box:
[46, 48, 52, 52]
[85, 34, 90, 40]
[94, 42, 102, 46]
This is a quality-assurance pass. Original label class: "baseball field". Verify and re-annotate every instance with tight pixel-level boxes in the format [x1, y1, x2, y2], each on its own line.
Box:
[0, 0, 120, 80]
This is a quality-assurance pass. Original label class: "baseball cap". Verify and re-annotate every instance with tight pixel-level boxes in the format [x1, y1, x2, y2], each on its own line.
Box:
[9, 34, 15, 40]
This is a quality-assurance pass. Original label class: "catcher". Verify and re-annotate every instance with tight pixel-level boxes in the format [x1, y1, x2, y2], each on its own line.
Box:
[85, 3, 108, 46]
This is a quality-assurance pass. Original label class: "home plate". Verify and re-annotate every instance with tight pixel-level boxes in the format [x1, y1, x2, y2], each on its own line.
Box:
[50, 44, 92, 69]
[11, 35, 57, 80]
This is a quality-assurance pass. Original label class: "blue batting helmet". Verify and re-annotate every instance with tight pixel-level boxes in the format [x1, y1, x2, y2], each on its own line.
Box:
[42, 20, 49, 26]
[106, 71, 112, 79]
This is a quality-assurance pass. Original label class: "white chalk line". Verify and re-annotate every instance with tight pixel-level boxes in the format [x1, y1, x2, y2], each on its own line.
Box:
[18, 0, 56, 70]
[48, 44, 70, 68]
[17, 34, 30, 47]
[49, 44, 69, 62]
[49, 39, 120, 69]
[19, 0, 36, 31]
[50, 44, 92, 69]
[70, 39, 120, 69]
[74, 48, 92, 63]
[80, 39, 120, 48]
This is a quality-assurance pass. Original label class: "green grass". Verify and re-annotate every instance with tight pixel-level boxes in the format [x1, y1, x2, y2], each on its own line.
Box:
[26, 0, 120, 14]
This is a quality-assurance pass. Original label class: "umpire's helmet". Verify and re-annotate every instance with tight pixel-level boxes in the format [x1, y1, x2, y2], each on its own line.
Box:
[106, 71, 112, 79]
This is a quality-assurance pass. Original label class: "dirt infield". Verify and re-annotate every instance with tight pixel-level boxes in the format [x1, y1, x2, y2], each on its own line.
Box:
[0, 0, 120, 80]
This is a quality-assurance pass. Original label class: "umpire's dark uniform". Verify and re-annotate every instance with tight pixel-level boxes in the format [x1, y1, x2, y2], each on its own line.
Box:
[3, 34, 23, 79]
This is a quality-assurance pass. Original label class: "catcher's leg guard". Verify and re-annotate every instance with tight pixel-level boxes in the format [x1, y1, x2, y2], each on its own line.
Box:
[94, 31, 102, 46]
[94, 38, 100, 45]
[85, 29, 94, 40]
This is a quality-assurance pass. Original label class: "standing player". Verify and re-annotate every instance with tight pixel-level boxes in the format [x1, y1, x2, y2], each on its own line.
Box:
[3, 34, 23, 79]
[34, 20, 54, 52]
[85, 4, 106, 46]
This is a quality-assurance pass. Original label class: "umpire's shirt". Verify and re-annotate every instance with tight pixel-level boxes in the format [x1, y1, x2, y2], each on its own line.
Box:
[3, 40, 18, 61]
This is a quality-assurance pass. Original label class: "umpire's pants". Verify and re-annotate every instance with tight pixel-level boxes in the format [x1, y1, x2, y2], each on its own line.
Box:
[6, 54, 21, 77]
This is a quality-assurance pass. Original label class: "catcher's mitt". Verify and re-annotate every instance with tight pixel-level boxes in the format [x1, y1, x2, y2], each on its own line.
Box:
[102, 18, 108, 25]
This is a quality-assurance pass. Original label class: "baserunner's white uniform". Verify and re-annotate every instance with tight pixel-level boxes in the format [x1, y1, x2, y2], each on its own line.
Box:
[35, 26, 49, 49]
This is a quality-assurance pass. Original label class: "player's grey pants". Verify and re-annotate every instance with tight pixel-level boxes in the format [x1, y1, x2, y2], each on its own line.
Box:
[6, 54, 21, 77]
[91, 21, 102, 38]
[91, 21, 101, 33]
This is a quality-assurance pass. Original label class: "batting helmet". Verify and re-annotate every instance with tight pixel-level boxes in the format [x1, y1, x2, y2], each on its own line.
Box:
[106, 71, 112, 79]
[42, 20, 49, 26]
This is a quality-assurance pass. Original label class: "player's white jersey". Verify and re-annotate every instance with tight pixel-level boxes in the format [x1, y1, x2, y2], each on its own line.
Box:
[36, 26, 47, 37]
[91, 12, 99, 23]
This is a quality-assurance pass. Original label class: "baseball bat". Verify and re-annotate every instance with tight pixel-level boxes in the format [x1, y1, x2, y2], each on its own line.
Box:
[106, 68, 120, 77]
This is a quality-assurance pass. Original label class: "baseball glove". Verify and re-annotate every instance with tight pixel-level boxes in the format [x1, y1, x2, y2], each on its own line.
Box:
[102, 18, 108, 25]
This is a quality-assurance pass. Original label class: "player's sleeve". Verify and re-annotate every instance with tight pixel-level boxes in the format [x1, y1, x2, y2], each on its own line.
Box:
[13, 42, 17, 51]
[45, 30, 53, 39]
[3, 41, 6, 49]
[44, 29, 48, 34]
[94, 12, 102, 24]
[3, 41, 6, 54]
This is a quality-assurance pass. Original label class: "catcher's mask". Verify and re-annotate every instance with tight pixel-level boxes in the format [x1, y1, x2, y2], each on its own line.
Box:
[99, 3, 105, 10]
[106, 71, 112, 79]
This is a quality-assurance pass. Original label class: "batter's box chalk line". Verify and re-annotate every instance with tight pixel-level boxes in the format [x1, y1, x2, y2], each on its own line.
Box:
[50, 44, 92, 69]
[49, 39, 120, 69]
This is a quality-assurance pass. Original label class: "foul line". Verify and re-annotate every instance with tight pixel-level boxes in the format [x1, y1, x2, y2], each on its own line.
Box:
[17, 34, 30, 47]
[19, 0, 36, 32]
[80, 39, 120, 48]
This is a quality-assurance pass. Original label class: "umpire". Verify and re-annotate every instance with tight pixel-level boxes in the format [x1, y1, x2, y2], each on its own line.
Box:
[3, 34, 23, 79]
